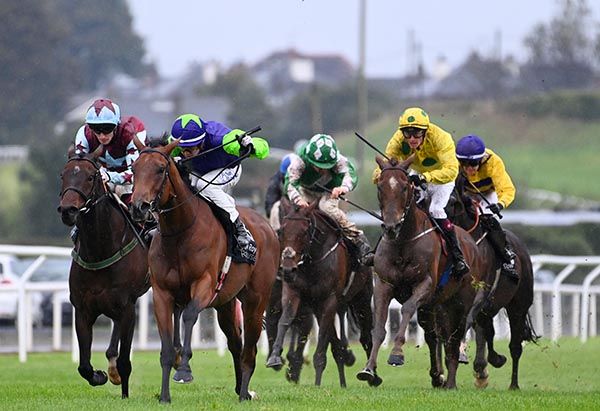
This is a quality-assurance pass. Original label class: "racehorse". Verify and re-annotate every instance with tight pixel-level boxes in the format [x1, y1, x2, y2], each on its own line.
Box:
[266, 199, 374, 387]
[446, 176, 538, 389]
[57, 147, 150, 398]
[129, 138, 279, 402]
[356, 155, 481, 389]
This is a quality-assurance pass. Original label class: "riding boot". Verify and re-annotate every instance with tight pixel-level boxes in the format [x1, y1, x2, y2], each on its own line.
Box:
[352, 233, 374, 267]
[435, 218, 470, 278]
[481, 216, 519, 281]
[234, 217, 255, 247]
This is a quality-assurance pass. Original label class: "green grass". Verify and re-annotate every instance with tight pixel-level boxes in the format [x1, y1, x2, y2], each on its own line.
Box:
[1, 337, 600, 410]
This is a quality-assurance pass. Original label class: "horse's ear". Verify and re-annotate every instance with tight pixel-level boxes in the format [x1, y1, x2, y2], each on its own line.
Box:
[399, 154, 415, 170]
[67, 144, 76, 159]
[90, 144, 103, 160]
[375, 155, 388, 169]
[133, 135, 145, 151]
[164, 138, 180, 155]
[307, 200, 319, 213]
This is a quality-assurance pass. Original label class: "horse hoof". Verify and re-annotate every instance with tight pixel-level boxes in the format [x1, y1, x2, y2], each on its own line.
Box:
[387, 354, 404, 366]
[369, 374, 383, 387]
[173, 369, 194, 384]
[356, 368, 374, 383]
[489, 354, 507, 368]
[432, 374, 445, 388]
[459, 352, 469, 364]
[475, 377, 489, 389]
[344, 349, 356, 367]
[266, 356, 284, 370]
[285, 368, 300, 383]
[91, 370, 108, 386]
[108, 367, 121, 385]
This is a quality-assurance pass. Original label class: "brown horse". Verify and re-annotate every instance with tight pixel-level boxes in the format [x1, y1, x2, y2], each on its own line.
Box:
[446, 177, 538, 389]
[129, 139, 278, 402]
[266, 200, 374, 387]
[356, 156, 481, 389]
[57, 148, 150, 398]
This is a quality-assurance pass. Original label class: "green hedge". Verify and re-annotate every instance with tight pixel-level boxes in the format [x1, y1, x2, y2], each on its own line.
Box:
[503, 91, 600, 120]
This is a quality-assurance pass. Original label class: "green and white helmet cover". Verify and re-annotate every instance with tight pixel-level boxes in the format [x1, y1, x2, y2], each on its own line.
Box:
[304, 134, 338, 169]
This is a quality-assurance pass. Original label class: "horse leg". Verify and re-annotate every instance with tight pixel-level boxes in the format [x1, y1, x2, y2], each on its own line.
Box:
[286, 305, 313, 383]
[506, 308, 527, 390]
[473, 324, 489, 388]
[266, 287, 301, 370]
[265, 278, 283, 357]
[172, 301, 200, 384]
[312, 295, 339, 387]
[481, 313, 507, 368]
[173, 306, 183, 370]
[357, 277, 393, 387]
[75, 308, 108, 386]
[441, 311, 466, 389]
[238, 290, 271, 401]
[389, 277, 433, 366]
[329, 331, 348, 388]
[215, 300, 244, 398]
[154, 288, 176, 403]
[418, 307, 445, 387]
[106, 320, 121, 385]
[350, 287, 374, 360]
[115, 304, 136, 398]
[337, 306, 355, 366]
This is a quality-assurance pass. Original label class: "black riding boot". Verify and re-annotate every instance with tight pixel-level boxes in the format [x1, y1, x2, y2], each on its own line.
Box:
[234, 217, 255, 246]
[435, 218, 470, 278]
[481, 215, 519, 281]
[353, 233, 374, 266]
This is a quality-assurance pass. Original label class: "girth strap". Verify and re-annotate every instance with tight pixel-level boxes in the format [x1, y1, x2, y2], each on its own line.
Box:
[71, 238, 138, 271]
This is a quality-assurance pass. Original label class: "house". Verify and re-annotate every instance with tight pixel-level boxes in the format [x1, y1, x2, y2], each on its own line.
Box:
[252, 48, 355, 104]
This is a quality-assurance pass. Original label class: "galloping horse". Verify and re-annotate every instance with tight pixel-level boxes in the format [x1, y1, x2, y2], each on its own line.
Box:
[357, 156, 481, 389]
[266, 200, 373, 387]
[129, 139, 279, 402]
[57, 147, 150, 398]
[446, 177, 538, 389]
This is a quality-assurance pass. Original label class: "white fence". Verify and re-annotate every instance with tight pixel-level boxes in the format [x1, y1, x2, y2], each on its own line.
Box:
[1, 244, 600, 362]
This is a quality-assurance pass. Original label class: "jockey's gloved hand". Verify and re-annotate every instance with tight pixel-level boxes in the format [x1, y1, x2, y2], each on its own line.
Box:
[99, 167, 110, 183]
[487, 203, 503, 215]
[408, 174, 426, 189]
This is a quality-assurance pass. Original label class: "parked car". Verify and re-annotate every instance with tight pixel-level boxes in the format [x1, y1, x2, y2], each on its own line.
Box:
[0, 254, 44, 326]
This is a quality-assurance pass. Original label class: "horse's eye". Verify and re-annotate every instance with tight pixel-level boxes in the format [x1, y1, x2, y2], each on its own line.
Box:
[157, 166, 165, 174]
[87, 175, 94, 182]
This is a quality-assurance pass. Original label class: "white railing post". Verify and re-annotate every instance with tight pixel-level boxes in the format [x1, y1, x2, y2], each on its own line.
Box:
[17, 255, 46, 363]
[138, 291, 149, 349]
[579, 265, 600, 342]
[52, 291, 62, 350]
[551, 264, 576, 342]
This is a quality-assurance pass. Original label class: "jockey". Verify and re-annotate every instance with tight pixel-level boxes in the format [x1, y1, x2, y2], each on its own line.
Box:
[456, 134, 519, 281]
[265, 153, 300, 230]
[373, 107, 469, 277]
[74, 98, 147, 204]
[170, 114, 269, 259]
[72, 98, 146, 243]
[285, 133, 373, 265]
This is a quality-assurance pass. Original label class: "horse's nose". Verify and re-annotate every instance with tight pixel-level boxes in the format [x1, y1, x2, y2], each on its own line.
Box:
[131, 200, 150, 222]
[58, 205, 79, 226]
[382, 223, 401, 239]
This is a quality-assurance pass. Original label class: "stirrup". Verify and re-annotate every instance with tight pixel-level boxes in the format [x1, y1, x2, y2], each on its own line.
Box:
[501, 263, 519, 281]
[452, 258, 470, 278]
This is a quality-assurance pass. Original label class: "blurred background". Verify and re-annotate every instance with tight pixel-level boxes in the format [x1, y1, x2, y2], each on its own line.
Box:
[1, 0, 599, 257]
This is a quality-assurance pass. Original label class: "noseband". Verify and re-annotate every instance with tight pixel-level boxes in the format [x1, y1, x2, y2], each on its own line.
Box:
[137, 148, 176, 214]
[379, 166, 415, 235]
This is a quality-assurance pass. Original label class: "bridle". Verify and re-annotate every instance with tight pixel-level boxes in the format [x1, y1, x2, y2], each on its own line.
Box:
[60, 157, 107, 214]
[378, 166, 415, 238]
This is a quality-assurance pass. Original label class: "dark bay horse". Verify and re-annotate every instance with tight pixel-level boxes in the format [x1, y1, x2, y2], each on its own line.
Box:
[129, 139, 279, 402]
[266, 200, 373, 387]
[356, 156, 482, 389]
[57, 148, 150, 398]
[446, 178, 538, 389]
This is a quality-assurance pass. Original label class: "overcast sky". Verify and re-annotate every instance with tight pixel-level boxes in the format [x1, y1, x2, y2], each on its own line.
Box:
[127, 0, 600, 78]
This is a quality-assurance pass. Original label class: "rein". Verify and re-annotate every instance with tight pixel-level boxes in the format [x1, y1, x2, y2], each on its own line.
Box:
[282, 212, 342, 267]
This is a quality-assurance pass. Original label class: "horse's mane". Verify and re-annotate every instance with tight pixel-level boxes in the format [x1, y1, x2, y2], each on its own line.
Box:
[146, 132, 170, 148]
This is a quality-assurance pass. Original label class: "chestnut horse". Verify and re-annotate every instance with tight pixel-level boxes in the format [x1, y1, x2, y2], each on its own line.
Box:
[356, 156, 481, 389]
[266, 200, 374, 387]
[57, 149, 150, 398]
[129, 139, 278, 402]
[446, 177, 538, 389]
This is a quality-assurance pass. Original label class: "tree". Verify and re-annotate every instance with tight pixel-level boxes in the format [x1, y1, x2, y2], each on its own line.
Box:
[0, 0, 77, 144]
[521, 0, 597, 91]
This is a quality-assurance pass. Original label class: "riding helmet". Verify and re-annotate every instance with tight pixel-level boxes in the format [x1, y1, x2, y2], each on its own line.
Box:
[398, 107, 430, 130]
[85, 99, 121, 125]
[171, 114, 207, 147]
[304, 134, 338, 169]
[456, 135, 486, 160]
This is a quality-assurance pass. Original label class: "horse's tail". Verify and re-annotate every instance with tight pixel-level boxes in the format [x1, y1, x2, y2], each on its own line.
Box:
[523, 312, 540, 344]
[346, 303, 360, 334]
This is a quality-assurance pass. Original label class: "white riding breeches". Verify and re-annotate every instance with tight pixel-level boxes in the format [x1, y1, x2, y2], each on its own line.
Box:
[269, 200, 281, 230]
[191, 166, 242, 222]
[425, 180, 455, 219]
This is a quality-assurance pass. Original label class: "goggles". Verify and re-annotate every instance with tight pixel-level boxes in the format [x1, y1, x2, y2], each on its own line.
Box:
[401, 128, 425, 139]
[89, 123, 116, 135]
[458, 158, 481, 167]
